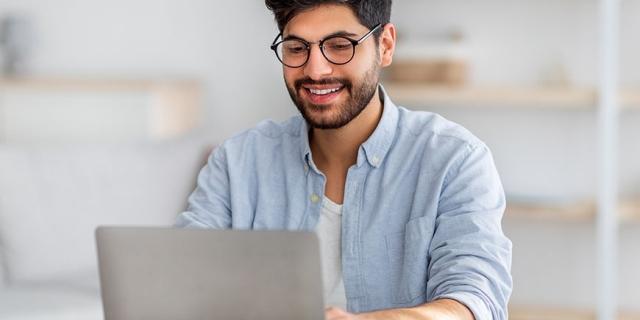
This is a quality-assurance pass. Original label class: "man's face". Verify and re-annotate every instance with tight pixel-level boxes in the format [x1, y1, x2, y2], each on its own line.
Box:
[282, 4, 381, 129]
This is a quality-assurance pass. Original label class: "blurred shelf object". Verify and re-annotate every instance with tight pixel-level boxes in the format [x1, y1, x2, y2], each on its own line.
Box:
[384, 59, 467, 86]
[506, 199, 640, 223]
[621, 90, 640, 109]
[619, 199, 640, 223]
[0, 77, 202, 143]
[390, 28, 469, 86]
[384, 82, 640, 110]
[509, 306, 640, 320]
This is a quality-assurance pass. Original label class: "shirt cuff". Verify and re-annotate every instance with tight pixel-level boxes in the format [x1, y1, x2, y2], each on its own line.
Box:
[436, 292, 492, 320]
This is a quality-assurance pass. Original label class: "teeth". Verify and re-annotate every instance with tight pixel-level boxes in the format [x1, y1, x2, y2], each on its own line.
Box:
[309, 87, 341, 95]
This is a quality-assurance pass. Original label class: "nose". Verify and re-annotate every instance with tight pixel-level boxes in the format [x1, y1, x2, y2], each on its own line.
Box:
[303, 44, 333, 80]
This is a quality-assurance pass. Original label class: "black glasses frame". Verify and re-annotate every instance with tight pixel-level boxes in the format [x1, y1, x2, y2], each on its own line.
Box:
[270, 23, 383, 68]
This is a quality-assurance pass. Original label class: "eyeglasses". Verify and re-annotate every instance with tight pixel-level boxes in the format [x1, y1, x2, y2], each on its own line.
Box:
[270, 23, 382, 68]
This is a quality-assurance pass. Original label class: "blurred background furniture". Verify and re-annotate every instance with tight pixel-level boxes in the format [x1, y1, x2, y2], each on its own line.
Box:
[0, 78, 201, 143]
[0, 78, 211, 319]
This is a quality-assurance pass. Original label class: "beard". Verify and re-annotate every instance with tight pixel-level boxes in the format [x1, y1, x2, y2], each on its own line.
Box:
[285, 61, 380, 130]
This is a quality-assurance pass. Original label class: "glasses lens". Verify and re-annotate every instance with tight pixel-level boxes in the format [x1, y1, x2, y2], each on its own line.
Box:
[277, 39, 308, 67]
[322, 37, 355, 64]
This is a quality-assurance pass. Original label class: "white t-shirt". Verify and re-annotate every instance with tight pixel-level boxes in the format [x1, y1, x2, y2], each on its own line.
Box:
[315, 197, 347, 309]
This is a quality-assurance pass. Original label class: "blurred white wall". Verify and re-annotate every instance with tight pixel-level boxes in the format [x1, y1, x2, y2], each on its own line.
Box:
[1, 0, 639, 139]
[0, 0, 294, 141]
[1, 0, 638, 141]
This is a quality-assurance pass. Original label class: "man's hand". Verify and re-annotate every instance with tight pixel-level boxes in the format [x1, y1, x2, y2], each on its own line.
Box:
[325, 307, 359, 320]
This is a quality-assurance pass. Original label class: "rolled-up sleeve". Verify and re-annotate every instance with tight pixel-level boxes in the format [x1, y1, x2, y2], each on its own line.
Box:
[426, 143, 513, 320]
[175, 145, 232, 229]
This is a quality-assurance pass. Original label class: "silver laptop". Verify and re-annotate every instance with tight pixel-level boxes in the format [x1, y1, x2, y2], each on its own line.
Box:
[95, 227, 325, 320]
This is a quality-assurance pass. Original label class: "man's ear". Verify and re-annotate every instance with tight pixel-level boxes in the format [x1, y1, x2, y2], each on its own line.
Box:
[379, 23, 396, 68]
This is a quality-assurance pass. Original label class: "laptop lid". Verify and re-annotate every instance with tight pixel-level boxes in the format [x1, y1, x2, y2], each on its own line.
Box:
[96, 227, 325, 320]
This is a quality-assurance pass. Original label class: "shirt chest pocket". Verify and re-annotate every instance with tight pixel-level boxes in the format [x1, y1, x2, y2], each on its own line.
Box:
[385, 216, 434, 305]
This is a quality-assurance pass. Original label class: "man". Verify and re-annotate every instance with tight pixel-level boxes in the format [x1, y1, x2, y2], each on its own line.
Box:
[176, 1, 512, 319]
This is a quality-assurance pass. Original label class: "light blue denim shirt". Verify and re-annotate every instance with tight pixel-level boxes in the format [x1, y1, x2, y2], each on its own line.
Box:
[175, 86, 512, 319]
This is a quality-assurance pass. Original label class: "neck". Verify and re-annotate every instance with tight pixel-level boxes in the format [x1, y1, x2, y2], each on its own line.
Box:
[309, 88, 383, 169]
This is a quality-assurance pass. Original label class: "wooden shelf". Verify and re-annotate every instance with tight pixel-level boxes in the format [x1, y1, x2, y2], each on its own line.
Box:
[619, 199, 640, 223]
[383, 83, 640, 109]
[0, 77, 199, 92]
[506, 201, 595, 222]
[509, 306, 640, 320]
[505, 199, 640, 223]
[621, 90, 640, 109]
[0, 77, 202, 142]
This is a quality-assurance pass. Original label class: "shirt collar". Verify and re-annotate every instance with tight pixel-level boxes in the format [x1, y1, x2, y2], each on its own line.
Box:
[299, 84, 399, 170]
[359, 85, 398, 168]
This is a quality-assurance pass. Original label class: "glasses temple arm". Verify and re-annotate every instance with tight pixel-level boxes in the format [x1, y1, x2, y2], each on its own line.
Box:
[270, 33, 282, 49]
[357, 23, 383, 44]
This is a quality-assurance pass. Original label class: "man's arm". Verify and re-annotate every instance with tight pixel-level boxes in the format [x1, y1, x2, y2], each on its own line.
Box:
[424, 143, 512, 320]
[175, 144, 232, 228]
[326, 299, 474, 320]
[328, 143, 512, 320]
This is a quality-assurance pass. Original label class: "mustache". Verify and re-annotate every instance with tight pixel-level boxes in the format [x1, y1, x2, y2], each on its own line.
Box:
[294, 77, 352, 91]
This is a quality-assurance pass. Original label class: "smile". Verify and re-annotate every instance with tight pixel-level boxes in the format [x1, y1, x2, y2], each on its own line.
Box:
[308, 87, 342, 95]
[301, 84, 345, 105]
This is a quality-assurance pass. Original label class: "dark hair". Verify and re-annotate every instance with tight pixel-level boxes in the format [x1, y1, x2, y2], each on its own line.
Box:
[265, 0, 391, 38]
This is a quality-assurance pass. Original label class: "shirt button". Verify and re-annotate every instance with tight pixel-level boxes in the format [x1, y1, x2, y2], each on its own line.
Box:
[310, 193, 320, 203]
[304, 164, 309, 173]
[372, 156, 380, 166]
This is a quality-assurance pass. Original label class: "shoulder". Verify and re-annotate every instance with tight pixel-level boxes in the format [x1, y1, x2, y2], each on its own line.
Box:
[215, 115, 304, 158]
[396, 106, 485, 152]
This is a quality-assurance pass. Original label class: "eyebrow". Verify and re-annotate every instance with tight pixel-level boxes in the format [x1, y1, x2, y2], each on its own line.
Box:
[283, 30, 359, 42]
